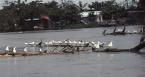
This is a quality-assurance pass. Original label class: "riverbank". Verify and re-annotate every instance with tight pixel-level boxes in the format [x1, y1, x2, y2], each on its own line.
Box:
[62, 23, 143, 29]
[0, 24, 143, 34]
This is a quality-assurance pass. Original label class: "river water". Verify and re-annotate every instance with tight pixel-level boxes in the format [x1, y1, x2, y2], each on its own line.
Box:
[0, 26, 145, 77]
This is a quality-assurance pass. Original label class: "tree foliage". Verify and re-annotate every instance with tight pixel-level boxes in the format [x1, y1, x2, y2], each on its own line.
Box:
[0, 0, 81, 32]
[88, 0, 127, 20]
[137, 0, 145, 10]
[0, 0, 129, 32]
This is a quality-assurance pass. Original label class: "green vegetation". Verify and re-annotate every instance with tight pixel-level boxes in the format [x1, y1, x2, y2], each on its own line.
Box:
[0, 0, 140, 32]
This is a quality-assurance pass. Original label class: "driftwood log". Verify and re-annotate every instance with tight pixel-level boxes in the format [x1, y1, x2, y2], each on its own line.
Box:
[131, 42, 145, 52]
[103, 31, 142, 36]
[93, 41, 145, 53]
[0, 41, 145, 58]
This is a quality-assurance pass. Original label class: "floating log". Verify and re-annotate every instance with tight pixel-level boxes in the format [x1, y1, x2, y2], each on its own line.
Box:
[103, 31, 142, 36]
[0, 51, 65, 57]
[0, 40, 145, 58]
[104, 32, 126, 35]
[92, 41, 145, 53]
[92, 47, 129, 52]
[131, 42, 145, 52]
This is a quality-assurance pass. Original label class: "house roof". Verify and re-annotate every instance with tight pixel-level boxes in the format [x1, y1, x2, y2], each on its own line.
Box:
[80, 11, 102, 17]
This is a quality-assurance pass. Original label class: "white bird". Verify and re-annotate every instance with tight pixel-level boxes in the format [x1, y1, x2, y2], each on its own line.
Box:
[127, 31, 130, 33]
[24, 42, 27, 45]
[5, 46, 10, 51]
[29, 42, 35, 45]
[53, 41, 58, 44]
[39, 48, 42, 52]
[45, 42, 49, 45]
[133, 30, 138, 33]
[24, 47, 28, 52]
[94, 42, 100, 49]
[78, 41, 82, 44]
[117, 29, 122, 32]
[68, 40, 72, 44]
[25, 41, 35, 45]
[98, 41, 101, 45]
[108, 41, 113, 48]
[81, 42, 85, 45]
[13, 47, 17, 53]
[64, 41, 68, 44]
[48, 41, 53, 45]
[51, 40, 55, 44]
[57, 41, 62, 44]
[73, 41, 77, 44]
[91, 41, 95, 44]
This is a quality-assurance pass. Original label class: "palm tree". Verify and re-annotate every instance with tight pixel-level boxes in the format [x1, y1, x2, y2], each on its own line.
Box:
[78, 1, 87, 11]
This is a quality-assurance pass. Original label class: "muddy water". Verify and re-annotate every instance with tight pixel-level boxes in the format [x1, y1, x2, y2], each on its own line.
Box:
[0, 26, 145, 77]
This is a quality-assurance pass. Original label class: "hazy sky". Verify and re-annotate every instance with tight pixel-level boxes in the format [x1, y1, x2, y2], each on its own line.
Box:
[0, 0, 132, 9]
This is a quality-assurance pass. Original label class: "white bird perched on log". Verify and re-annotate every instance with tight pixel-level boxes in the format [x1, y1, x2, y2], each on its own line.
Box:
[72, 41, 77, 44]
[117, 29, 123, 32]
[108, 41, 113, 48]
[133, 30, 138, 33]
[29, 42, 35, 45]
[127, 31, 131, 33]
[44, 42, 49, 45]
[24, 47, 28, 52]
[48, 41, 53, 45]
[94, 41, 100, 49]
[24, 42, 28, 45]
[91, 41, 95, 44]
[25, 41, 35, 45]
[39, 48, 42, 52]
[5, 46, 10, 52]
[13, 47, 17, 53]
[57, 41, 62, 44]
[78, 41, 82, 44]
[68, 40, 72, 44]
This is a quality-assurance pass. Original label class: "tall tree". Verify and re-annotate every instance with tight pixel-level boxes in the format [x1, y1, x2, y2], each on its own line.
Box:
[78, 1, 87, 11]
[138, 0, 145, 10]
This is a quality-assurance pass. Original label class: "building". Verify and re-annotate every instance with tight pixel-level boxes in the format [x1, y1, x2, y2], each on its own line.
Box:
[79, 11, 103, 24]
[24, 16, 54, 30]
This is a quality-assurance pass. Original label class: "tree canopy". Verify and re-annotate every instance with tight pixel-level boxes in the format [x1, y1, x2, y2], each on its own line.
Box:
[0, 0, 137, 32]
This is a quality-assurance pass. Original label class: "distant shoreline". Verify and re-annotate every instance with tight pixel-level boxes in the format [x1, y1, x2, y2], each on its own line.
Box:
[0, 24, 143, 34]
